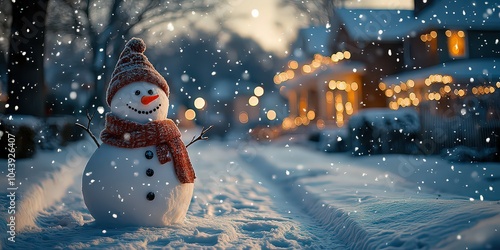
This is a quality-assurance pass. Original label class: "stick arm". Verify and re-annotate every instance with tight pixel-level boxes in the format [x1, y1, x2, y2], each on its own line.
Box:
[185, 125, 213, 148]
[76, 110, 101, 148]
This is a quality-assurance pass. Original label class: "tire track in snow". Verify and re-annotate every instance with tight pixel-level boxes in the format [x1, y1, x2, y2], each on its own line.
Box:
[186, 141, 344, 249]
[238, 147, 352, 249]
[239, 149, 373, 249]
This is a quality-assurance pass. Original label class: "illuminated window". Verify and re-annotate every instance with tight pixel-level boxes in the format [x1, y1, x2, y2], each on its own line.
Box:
[446, 30, 467, 58]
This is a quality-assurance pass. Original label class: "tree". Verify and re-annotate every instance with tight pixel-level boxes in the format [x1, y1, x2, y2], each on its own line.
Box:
[0, 1, 11, 84]
[6, 0, 49, 117]
[284, 0, 340, 25]
[49, 0, 222, 108]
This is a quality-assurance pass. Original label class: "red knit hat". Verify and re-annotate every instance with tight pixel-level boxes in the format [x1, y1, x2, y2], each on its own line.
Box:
[106, 37, 169, 106]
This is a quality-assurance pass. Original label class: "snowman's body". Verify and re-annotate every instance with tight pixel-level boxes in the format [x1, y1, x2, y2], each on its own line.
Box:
[82, 78, 194, 227]
[82, 144, 193, 226]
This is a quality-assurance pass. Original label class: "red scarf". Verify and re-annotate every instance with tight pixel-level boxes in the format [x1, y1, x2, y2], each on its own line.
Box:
[101, 114, 195, 183]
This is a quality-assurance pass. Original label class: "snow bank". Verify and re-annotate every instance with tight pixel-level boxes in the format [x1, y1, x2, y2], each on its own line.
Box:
[437, 214, 500, 249]
[0, 138, 95, 242]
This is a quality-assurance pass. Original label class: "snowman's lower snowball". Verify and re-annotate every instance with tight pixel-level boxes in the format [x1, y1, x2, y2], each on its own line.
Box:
[82, 144, 194, 226]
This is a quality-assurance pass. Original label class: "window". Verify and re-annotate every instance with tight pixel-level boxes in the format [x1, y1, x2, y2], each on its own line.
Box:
[446, 30, 467, 58]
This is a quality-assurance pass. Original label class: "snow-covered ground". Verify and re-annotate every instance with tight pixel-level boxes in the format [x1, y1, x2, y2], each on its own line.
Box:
[1, 132, 500, 249]
[249, 139, 500, 249]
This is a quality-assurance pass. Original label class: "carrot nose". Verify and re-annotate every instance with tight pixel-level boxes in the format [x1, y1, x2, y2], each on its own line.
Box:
[141, 94, 159, 105]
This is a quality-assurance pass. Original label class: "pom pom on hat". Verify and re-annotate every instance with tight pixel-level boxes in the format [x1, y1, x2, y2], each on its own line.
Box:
[126, 38, 146, 53]
[106, 37, 169, 106]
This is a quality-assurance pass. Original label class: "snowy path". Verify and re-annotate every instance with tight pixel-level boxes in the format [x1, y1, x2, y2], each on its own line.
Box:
[3, 139, 344, 249]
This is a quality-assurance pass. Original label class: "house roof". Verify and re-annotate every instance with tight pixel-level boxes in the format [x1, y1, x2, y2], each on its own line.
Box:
[290, 26, 332, 61]
[211, 79, 256, 101]
[335, 9, 415, 42]
[282, 60, 366, 92]
[336, 0, 500, 42]
[382, 58, 500, 86]
[416, 0, 500, 31]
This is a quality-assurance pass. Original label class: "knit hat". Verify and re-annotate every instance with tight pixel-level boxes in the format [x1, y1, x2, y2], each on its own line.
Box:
[106, 37, 169, 106]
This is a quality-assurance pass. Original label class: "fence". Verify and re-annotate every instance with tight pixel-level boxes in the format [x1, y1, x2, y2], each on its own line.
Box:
[419, 98, 500, 157]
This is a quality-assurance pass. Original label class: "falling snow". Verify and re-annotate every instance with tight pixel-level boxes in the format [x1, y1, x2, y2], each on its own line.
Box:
[1, 0, 499, 249]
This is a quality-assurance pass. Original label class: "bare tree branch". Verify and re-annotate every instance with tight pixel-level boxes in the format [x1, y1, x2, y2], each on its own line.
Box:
[46, 0, 224, 107]
[283, 0, 338, 25]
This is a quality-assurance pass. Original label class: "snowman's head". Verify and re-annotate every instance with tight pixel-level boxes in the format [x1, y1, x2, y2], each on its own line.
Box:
[110, 81, 169, 124]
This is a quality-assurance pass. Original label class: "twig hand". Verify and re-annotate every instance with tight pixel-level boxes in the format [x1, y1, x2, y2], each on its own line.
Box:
[186, 125, 213, 148]
[76, 110, 101, 148]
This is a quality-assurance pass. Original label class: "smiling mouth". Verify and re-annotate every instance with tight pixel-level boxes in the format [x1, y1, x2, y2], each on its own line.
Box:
[126, 103, 161, 115]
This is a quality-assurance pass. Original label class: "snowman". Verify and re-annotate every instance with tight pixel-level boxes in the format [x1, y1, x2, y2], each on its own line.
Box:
[82, 38, 196, 227]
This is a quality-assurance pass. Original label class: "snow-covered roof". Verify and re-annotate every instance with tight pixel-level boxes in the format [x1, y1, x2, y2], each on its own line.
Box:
[382, 58, 499, 85]
[335, 9, 415, 42]
[320, 60, 366, 78]
[282, 60, 366, 92]
[336, 0, 500, 42]
[290, 26, 332, 61]
[416, 0, 500, 31]
[210, 79, 256, 101]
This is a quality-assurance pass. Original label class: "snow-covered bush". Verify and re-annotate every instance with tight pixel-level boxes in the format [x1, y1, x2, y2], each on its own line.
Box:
[47, 116, 85, 145]
[348, 108, 420, 156]
[0, 115, 85, 157]
[316, 128, 349, 153]
[0, 115, 39, 158]
[39, 116, 85, 150]
[442, 146, 497, 162]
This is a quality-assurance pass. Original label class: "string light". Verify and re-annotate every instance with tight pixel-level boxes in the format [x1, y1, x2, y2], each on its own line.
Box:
[274, 51, 352, 84]
[382, 74, 498, 110]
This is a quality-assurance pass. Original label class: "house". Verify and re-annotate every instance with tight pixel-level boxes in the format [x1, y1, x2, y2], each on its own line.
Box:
[277, 0, 500, 154]
[379, 0, 499, 110]
[277, 10, 410, 130]
[377, 0, 500, 152]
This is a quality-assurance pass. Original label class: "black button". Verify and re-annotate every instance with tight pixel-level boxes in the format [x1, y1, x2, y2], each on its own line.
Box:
[146, 192, 155, 201]
[145, 150, 154, 159]
[146, 168, 154, 177]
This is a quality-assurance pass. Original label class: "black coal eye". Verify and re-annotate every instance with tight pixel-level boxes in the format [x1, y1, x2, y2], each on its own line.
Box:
[148, 89, 154, 95]
[135, 90, 141, 96]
